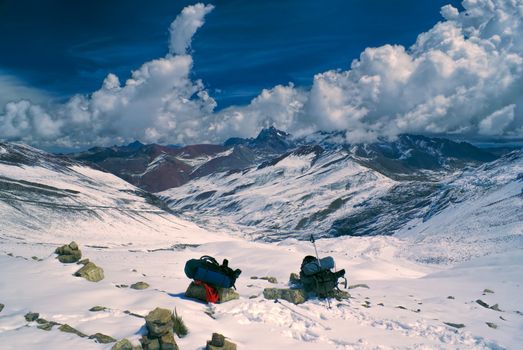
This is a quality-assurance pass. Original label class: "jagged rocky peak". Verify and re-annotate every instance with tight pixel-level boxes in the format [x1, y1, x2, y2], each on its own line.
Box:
[224, 126, 294, 152]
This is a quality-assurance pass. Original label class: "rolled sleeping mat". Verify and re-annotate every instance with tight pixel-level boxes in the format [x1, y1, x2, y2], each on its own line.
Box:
[301, 256, 336, 275]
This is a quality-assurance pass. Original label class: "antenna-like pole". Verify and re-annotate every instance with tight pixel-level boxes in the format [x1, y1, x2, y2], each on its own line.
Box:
[310, 234, 321, 269]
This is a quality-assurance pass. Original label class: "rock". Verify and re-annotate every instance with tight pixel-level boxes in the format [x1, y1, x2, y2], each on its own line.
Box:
[89, 333, 116, 344]
[348, 284, 370, 289]
[55, 242, 82, 263]
[483, 288, 494, 294]
[490, 304, 503, 312]
[59, 324, 87, 337]
[145, 308, 173, 338]
[74, 262, 104, 282]
[31, 256, 39, 260]
[140, 336, 160, 350]
[185, 282, 239, 303]
[0, 303, 4, 313]
[24, 312, 39, 322]
[89, 305, 107, 312]
[289, 273, 301, 286]
[444, 322, 465, 329]
[396, 306, 407, 310]
[260, 276, 278, 284]
[249, 295, 257, 299]
[263, 288, 307, 305]
[159, 331, 178, 350]
[476, 299, 490, 308]
[250, 276, 258, 279]
[112, 339, 134, 350]
[486, 322, 498, 329]
[447, 296, 455, 299]
[328, 289, 350, 300]
[77, 258, 90, 265]
[37, 323, 54, 331]
[206, 333, 237, 350]
[130, 281, 150, 290]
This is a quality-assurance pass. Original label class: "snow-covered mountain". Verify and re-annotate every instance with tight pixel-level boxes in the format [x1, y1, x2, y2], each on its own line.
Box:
[0, 142, 213, 245]
[158, 131, 499, 240]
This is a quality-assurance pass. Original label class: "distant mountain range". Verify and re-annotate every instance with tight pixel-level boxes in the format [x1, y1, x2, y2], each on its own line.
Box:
[63, 128, 518, 240]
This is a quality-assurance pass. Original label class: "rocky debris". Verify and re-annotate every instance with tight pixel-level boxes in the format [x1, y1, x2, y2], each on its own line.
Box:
[288, 273, 300, 286]
[206, 333, 237, 350]
[24, 312, 39, 322]
[89, 306, 107, 312]
[483, 288, 495, 294]
[130, 281, 150, 290]
[486, 322, 498, 329]
[89, 333, 117, 344]
[250, 276, 258, 279]
[263, 288, 307, 305]
[185, 282, 239, 303]
[326, 289, 350, 300]
[124, 310, 145, 318]
[260, 276, 278, 284]
[55, 242, 82, 263]
[476, 299, 490, 309]
[141, 308, 179, 350]
[447, 296, 455, 299]
[111, 339, 134, 350]
[74, 262, 104, 282]
[348, 284, 370, 289]
[0, 303, 4, 313]
[444, 322, 465, 329]
[396, 306, 407, 310]
[35, 318, 60, 331]
[172, 309, 188, 338]
[77, 258, 90, 265]
[31, 256, 38, 261]
[59, 324, 87, 337]
[490, 304, 503, 312]
[116, 284, 129, 288]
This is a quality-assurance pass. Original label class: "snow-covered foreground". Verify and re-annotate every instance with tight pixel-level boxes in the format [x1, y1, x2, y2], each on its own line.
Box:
[1, 142, 522, 349]
[1, 227, 522, 350]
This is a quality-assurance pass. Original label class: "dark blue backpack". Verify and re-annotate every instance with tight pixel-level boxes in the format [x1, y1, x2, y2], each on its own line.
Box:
[184, 255, 241, 289]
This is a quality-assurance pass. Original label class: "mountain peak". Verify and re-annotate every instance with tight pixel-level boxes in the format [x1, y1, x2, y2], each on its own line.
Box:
[255, 126, 289, 141]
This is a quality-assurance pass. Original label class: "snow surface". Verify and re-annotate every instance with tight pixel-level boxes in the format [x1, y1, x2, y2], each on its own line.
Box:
[1, 144, 523, 349]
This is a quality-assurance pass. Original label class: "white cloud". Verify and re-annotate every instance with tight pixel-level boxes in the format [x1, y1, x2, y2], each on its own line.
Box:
[1, 0, 523, 148]
[169, 3, 214, 56]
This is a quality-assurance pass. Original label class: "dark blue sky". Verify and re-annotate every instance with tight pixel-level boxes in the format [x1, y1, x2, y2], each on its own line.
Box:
[0, 0, 462, 109]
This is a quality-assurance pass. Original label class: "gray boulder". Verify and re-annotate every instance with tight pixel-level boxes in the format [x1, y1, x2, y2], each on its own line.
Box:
[206, 333, 237, 350]
[130, 281, 150, 290]
[112, 339, 133, 350]
[24, 312, 39, 322]
[185, 282, 239, 303]
[263, 288, 307, 305]
[89, 333, 116, 344]
[74, 262, 104, 282]
[59, 324, 87, 337]
[145, 308, 174, 337]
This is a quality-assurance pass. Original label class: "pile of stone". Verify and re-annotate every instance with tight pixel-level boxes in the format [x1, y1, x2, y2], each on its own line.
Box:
[205, 333, 237, 350]
[55, 241, 82, 263]
[140, 308, 178, 350]
[185, 282, 239, 303]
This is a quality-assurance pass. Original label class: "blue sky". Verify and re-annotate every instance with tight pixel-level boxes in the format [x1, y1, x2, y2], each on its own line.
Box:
[0, 0, 462, 108]
[1, 0, 522, 149]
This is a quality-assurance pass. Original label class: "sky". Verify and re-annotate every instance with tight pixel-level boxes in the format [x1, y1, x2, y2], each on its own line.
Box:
[0, 0, 522, 149]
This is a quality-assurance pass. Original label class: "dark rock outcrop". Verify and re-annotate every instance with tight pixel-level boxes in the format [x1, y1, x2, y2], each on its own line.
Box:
[74, 262, 104, 282]
[185, 282, 239, 303]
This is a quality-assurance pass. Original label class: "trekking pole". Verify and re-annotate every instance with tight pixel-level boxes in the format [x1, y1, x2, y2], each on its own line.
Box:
[310, 234, 321, 269]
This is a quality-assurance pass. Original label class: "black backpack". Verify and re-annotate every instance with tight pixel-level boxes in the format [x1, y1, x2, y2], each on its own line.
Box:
[299, 255, 347, 297]
[184, 255, 241, 289]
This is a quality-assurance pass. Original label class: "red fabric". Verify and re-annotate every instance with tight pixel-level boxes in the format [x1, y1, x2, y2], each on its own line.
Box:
[194, 280, 220, 303]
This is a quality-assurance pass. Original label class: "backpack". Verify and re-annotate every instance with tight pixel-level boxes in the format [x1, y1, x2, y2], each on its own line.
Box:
[299, 255, 347, 297]
[184, 255, 241, 289]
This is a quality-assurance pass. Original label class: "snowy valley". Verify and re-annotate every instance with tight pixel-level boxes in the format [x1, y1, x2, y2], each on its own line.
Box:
[1, 141, 522, 349]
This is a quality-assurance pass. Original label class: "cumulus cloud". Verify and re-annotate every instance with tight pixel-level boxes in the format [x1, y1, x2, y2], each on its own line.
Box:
[1, 0, 523, 148]
[169, 3, 214, 55]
